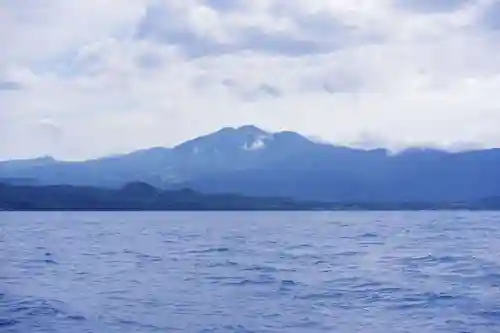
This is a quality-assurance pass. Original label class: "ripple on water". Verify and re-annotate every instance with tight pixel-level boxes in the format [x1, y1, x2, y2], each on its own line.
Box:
[0, 318, 19, 328]
[336, 250, 361, 257]
[26, 252, 59, 266]
[0, 295, 88, 331]
[186, 247, 230, 254]
[389, 292, 467, 311]
[2, 211, 500, 332]
[199, 324, 253, 333]
[359, 232, 379, 238]
[114, 318, 176, 332]
[242, 264, 296, 273]
[295, 291, 344, 301]
[400, 254, 462, 266]
[42, 259, 58, 264]
[223, 274, 278, 286]
[206, 260, 239, 268]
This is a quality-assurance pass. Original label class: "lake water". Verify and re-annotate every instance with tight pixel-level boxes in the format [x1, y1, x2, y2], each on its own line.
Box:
[1, 212, 500, 332]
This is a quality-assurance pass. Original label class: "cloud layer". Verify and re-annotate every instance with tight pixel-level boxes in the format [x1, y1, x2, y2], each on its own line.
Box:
[1, 0, 500, 160]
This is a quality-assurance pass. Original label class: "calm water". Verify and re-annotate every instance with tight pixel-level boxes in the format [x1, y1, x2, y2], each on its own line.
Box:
[1, 212, 500, 332]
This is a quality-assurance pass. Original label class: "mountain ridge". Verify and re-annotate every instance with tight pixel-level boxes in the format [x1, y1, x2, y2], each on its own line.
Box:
[2, 181, 500, 211]
[1, 125, 500, 203]
[0, 181, 324, 211]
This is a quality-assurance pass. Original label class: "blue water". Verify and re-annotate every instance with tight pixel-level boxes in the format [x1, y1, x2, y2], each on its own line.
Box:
[1, 212, 500, 332]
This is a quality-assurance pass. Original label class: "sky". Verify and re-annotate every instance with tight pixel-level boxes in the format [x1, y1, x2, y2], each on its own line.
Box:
[2, 0, 500, 160]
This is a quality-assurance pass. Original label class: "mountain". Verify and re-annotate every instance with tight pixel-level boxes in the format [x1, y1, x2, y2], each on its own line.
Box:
[171, 125, 321, 176]
[0, 182, 328, 211]
[0, 125, 320, 188]
[188, 146, 500, 202]
[1, 125, 500, 202]
[2, 181, 500, 211]
[0, 156, 56, 173]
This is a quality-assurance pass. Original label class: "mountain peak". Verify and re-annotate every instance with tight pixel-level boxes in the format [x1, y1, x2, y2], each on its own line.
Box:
[206, 125, 268, 138]
[175, 125, 271, 152]
[235, 125, 269, 136]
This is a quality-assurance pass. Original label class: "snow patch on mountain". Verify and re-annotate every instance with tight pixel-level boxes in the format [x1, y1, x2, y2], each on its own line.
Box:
[243, 138, 264, 151]
[242, 133, 275, 151]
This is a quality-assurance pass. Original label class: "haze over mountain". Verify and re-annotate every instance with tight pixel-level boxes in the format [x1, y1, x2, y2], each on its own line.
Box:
[2, 125, 500, 203]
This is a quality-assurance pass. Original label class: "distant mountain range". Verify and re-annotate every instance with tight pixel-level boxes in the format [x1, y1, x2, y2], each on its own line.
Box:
[0, 182, 327, 211]
[1, 182, 499, 211]
[1, 125, 500, 203]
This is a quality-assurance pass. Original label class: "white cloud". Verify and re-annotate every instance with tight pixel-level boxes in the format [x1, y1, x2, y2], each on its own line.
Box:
[1, 0, 500, 160]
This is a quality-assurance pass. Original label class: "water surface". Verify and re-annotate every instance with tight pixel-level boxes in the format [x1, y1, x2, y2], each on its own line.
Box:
[1, 211, 500, 332]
